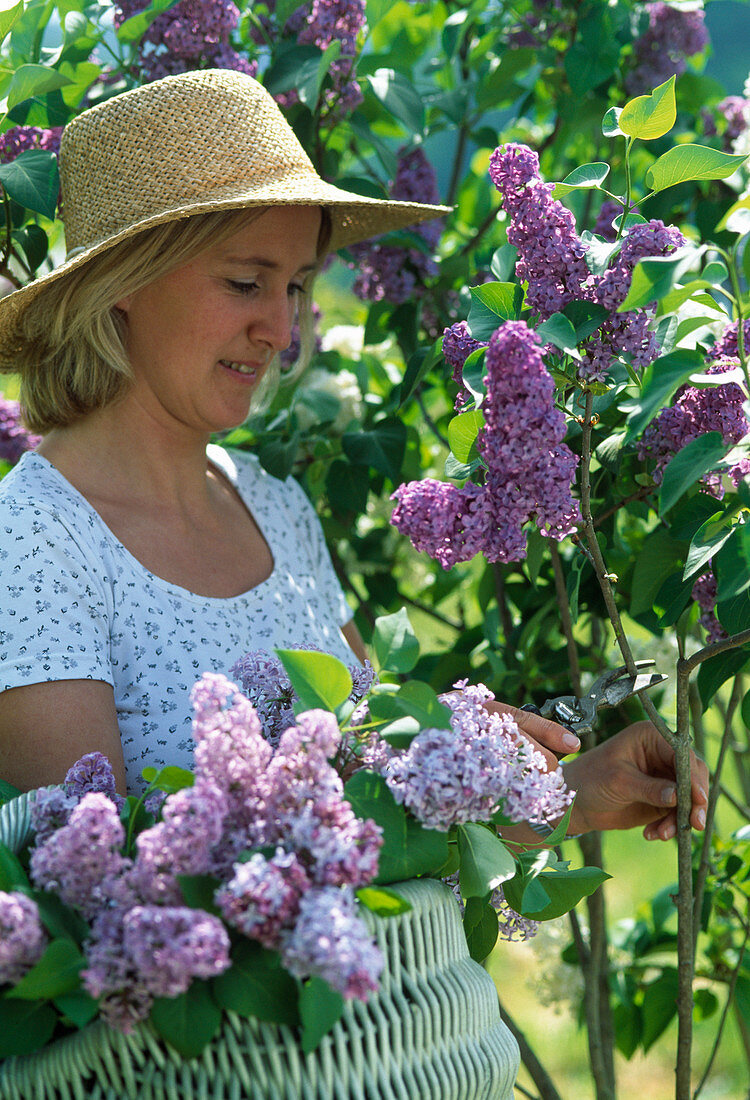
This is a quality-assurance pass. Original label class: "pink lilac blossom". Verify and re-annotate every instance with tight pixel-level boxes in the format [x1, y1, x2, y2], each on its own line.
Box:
[443, 320, 486, 410]
[230, 648, 375, 747]
[625, 2, 709, 95]
[29, 793, 128, 920]
[692, 572, 727, 644]
[122, 905, 231, 998]
[0, 891, 48, 984]
[280, 885, 383, 998]
[0, 126, 62, 163]
[639, 356, 750, 492]
[216, 848, 310, 948]
[114, 0, 255, 82]
[350, 146, 443, 304]
[374, 681, 573, 831]
[392, 321, 580, 566]
[0, 398, 41, 463]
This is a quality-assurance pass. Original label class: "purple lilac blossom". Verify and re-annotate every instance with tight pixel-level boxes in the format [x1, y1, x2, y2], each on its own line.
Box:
[593, 199, 625, 242]
[280, 885, 383, 998]
[114, 0, 255, 82]
[82, 908, 152, 1032]
[625, 2, 709, 95]
[216, 848, 310, 948]
[64, 751, 122, 808]
[639, 356, 750, 492]
[350, 146, 443, 304]
[392, 321, 580, 566]
[230, 648, 376, 748]
[443, 321, 486, 410]
[692, 572, 727, 644]
[711, 96, 750, 150]
[0, 891, 48, 984]
[708, 319, 750, 362]
[0, 398, 41, 463]
[122, 905, 231, 998]
[30, 793, 129, 920]
[374, 681, 573, 831]
[29, 786, 79, 845]
[0, 126, 62, 163]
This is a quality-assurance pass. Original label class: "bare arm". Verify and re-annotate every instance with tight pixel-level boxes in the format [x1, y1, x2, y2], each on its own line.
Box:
[341, 619, 368, 665]
[0, 680, 127, 795]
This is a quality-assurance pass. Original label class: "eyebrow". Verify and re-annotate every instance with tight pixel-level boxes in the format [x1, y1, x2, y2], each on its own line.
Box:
[223, 255, 318, 275]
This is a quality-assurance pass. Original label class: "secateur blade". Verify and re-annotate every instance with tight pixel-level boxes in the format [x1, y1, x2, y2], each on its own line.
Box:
[592, 660, 668, 710]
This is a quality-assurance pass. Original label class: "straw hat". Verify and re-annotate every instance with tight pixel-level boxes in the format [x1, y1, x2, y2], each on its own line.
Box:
[0, 68, 449, 355]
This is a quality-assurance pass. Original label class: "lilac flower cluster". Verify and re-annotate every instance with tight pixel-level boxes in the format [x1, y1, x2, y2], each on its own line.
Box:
[371, 681, 573, 831]
[639, 356, 750, 493]
[703, 96, 750, 151]
[350, 146, 443, 304]
[442, 321, 486, 410]
[0, 397, 41, 463]
[692, 572, 726, 644]
[0, 891, 48, 984]
[488, 144, 684, 381]
[625, 2, 709, 95]
[26, 676, 384, 1028]
[114, 0, 254, 82]
[392, 321, 580, 566]
[230, 647, 375, 747]
[0, 126, 62, 164]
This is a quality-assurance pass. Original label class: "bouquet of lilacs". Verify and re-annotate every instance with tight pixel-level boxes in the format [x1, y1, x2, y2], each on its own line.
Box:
[0, 632, 607, 1060]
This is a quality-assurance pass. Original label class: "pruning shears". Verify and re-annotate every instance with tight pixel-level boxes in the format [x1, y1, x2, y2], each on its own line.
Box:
[522, 660, 668, 744]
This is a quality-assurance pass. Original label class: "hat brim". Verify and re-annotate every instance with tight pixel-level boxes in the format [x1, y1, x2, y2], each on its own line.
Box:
[0, 182, 450, 368]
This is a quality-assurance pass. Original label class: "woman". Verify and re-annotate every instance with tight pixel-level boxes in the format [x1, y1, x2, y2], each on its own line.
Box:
[0, 68, 706, 842]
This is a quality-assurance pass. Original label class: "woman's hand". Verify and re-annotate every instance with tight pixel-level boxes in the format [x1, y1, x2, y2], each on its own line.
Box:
[562, 720, 709, 840]
[485, 700, 581, 772]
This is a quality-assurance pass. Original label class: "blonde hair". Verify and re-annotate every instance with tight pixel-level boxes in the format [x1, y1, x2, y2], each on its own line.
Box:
[16, 206, 326, 434]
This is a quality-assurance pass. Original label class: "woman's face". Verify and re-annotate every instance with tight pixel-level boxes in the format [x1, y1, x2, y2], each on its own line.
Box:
[116, 206, 321, 436]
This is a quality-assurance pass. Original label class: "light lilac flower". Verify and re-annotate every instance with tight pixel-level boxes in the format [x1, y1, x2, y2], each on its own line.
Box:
[123, 905, 231, 998]
[29, 786, 79, 845]
[29, 793, 128, 920]
[281, 885, 383, 999]
[0, 891, 48, 984]
[216, 848, 310, 948]
[0, 398, 41, 463]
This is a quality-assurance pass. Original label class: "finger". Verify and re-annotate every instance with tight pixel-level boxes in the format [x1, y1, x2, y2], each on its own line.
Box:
[644, 812, 677, 841]
[493, 703, 582, 757]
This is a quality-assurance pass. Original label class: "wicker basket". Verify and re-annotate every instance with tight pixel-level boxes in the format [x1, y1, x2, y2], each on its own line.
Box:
[0, 792, 519, 1100]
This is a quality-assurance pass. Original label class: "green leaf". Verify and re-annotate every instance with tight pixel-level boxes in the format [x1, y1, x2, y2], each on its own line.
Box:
[150, 980, 222, 1058]
[326, 458, 369, 515]
[12, 223, 48, 271]
[562, 300, 609, 342]
[619, 76, 676, 140]
[602, 106, 623, 137]
[7, 938, 85, 1000]
[654, 571, 694, 627]
[646, 145, 748, 193]
[0, 150, 59, 220]
[463, 896, 499, 963]
[0, 841, 30, 891]
[716, 588, 750, 635]
[659, 432, 726, 513]
[715, 535, 750, 601]
[0, 776, 21, 804]
[299, 976, 344, 1053]
[697, 646, 750, 710]
[513, 866, 610, 921]
[467, 282, 523, 339]
[378, 716, 420, 747]
[0, 1, 23, 45]
[630, 528, 687, 616]
[693, 988, 719, 1022]
[356, 885, 411, 916]
[372, 608, 420, 673]
[342, 419, 406, 482]
[716, 196, 750, 235]
[6, 64, 72, 110]
[367, 69, 424, 134]
[212, 940, 299, 1025]
[684, 510, 739, 581]
[461, 345, 487, 405]
[385, 681, 452, 729]
[564, 5, 622, 96]
[618, 247, 699, 312]
[457, 823, 516, 899]
[177, 874, 221, 914]
[116, 0, 179, 42]
[641, 968, 678, 1052]
[53, 988, 99, 1029]
[140, 765, 194, 794]
[275, 648, 353, 711]
[31, 889, 89, 945]
[535, 312, 580, 357]
[622, 349, 704, 443]
[344, 770, 449, 883]
[448, 409, 484, 464]
[552, 162, 610, 198]
[0, 999, 56, 1058]
[490, 244, 517, 282]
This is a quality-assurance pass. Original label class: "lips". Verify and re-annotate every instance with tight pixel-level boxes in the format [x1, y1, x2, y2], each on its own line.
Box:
[220, 359, 262, 377]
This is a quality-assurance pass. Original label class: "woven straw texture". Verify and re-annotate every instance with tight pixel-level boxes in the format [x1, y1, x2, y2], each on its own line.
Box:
[0, 793, 519, 1100]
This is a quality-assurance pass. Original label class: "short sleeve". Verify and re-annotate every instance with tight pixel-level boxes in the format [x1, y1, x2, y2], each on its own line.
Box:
[0, 502, 114, 692]
[282, 477, 352, 628]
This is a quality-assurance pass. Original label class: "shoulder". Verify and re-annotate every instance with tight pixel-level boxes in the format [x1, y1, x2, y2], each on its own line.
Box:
[0, 452, 101, 559]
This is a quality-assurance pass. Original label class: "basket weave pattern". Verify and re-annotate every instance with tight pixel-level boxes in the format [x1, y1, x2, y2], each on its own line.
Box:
[0, 793, 519, 1100]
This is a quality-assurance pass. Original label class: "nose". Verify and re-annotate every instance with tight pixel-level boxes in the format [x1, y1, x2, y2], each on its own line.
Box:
[253, 291, 295, 353]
